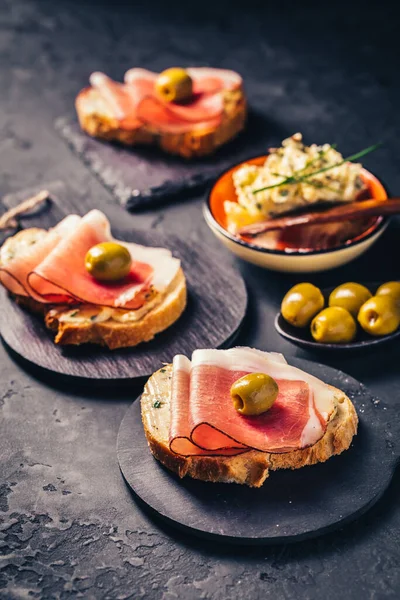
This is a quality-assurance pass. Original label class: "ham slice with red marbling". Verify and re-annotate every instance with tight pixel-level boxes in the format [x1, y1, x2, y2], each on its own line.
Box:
[0, 215, 81, 300]
[169, 348, 336, 457]
[27, 210, 180, 308]
[169, 355, 247, 457]
[88, 67, 242, 134]
[1, 210, 181, 309]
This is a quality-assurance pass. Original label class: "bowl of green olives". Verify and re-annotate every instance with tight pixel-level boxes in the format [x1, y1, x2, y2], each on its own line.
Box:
[275, 281, 400, 352]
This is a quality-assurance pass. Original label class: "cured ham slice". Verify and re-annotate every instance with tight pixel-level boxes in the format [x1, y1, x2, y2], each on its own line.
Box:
[27, 210, 180, 308]
[169, 348, 336, 457]
[125, 67, 241, 93]
[186, 67, 242, 92]
[124, 68, 158, 86]
[0, 215, 81, 300]
[169, 355, 247, 456]
[135, 96, 222, 134]
[135, 88, 224, 127]
[90, 72, 143, 130]
[125, 68, 225, 126]
[88, 67, 242, 133]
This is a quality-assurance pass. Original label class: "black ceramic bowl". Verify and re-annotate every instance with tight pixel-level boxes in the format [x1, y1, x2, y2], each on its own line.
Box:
[275, 282, 400, 354]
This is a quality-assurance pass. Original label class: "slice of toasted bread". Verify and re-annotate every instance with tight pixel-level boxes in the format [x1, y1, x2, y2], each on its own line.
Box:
[45, 268, 186, 349]
[141, 365, 358, 488]
[76, 86, 247, 158]
[1, 228, 187, 350]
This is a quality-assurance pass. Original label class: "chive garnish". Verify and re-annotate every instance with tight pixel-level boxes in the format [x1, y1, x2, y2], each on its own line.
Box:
[289, 143, 337, 178]
[153, 400, 162, 408]
[252, 143, 381, 195]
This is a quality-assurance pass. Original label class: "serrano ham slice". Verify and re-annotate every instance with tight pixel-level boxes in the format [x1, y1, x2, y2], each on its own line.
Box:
[27, 210, 180, 308]
[186, 67, 242, 92]
[169, 348, 336, 457]
[170, 355, 247, 456]
[135, 96, 222, 134]
[88, 67, 242, 133]
[0, 215, 81, 299]
[1, 209, 180, 309]
[90, 72, 143, 130]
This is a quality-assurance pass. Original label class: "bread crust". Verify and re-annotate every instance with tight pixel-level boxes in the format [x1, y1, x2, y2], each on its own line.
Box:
[76, 86, 247, 158]
[141, 366, 358, 488]
[45, 269, 186, 349]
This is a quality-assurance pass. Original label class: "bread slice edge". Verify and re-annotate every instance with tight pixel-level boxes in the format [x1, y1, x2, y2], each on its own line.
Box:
[45, 268, 186, 349]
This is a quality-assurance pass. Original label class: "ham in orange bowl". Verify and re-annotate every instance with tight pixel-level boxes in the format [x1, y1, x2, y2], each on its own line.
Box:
[204, 155, 389, 273]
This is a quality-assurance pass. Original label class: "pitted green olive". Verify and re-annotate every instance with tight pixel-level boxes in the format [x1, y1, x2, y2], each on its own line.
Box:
[85, 242, 132, 282]
[155, 68, 193, 103]
[357, 296, 400, 336]
[311, 306, 356, 343]
[281, 283, 325, 328]
[376, 281, 400, 309]
[230, 373, 279, 416]
[329, 282, 372, 317]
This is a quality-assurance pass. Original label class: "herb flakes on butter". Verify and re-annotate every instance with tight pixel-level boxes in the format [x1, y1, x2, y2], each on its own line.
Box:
[47, 293, 162, 326]
[225, 133, 366, 233]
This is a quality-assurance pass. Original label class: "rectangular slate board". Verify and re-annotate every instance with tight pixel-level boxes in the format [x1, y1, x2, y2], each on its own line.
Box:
[55, 111, 285, 211]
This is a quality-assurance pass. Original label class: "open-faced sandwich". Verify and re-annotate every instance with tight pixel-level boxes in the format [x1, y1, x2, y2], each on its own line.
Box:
[141, 347, 358, 487]
[76, 67, 246, 158]
[0, 210, 186, 349]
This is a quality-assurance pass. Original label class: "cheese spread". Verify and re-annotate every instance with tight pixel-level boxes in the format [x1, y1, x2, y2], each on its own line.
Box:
[48, 293, 162, 325]
[225, 133, 365, 233]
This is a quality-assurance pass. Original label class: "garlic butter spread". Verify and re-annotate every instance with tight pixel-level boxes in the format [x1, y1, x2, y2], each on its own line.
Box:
[225, 133, 365, 233]
[48, 293, 162, 325]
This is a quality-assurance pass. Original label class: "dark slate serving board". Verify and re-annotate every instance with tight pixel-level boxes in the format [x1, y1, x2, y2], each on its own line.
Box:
[117, 358, 399, 544]
[55, 111, 284, 211]
[0, 185, 247, 381]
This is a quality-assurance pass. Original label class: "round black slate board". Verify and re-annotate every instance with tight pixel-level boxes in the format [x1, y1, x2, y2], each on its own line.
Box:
[117, 358, 399, 544]
[275, 282, 400, 354]
[0, 229, 247, 381]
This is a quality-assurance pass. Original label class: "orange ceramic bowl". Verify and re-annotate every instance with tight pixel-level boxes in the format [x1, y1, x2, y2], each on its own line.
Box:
[204, 155, 389, 273]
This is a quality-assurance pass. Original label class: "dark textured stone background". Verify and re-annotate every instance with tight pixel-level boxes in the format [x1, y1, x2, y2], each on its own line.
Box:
[1, 0, 400, 598]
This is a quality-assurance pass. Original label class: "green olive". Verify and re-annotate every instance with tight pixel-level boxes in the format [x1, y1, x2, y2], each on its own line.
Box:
[376, 281, 400, 309]
[328, 282, 372, 317]
[281, 283, 325, 328]
[85, 242, 132, 282]
[311, 307, 356, 343]
[155, 68, 193, 103]
[230, 373, 279, 416]
[357, 296, 400, 336]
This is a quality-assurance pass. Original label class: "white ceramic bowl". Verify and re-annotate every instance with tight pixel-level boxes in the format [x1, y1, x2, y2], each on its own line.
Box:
[204, 157, 389, 274]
